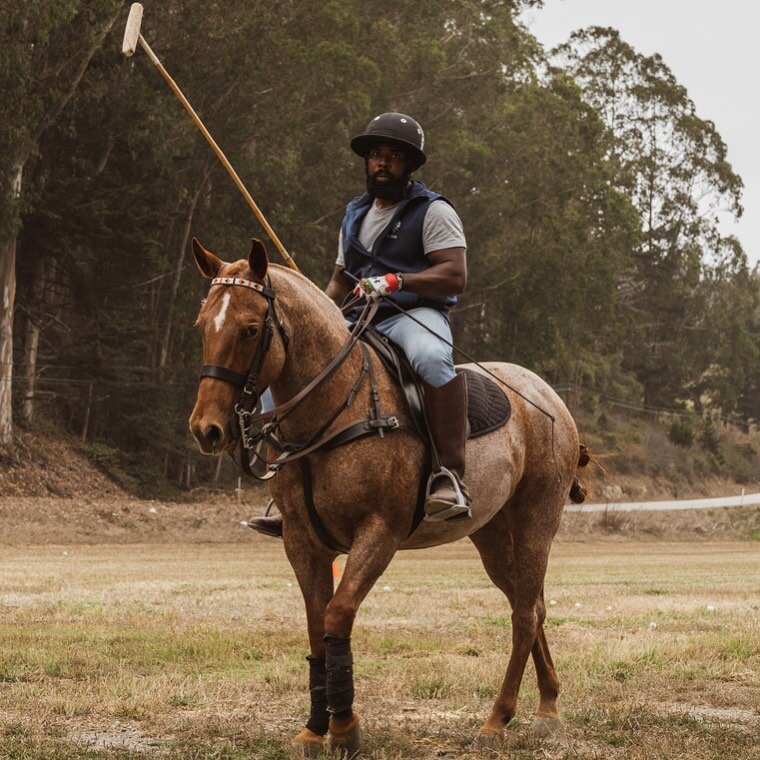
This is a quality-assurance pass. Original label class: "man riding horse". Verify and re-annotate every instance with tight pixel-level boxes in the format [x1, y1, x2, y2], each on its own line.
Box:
[250, 112, 471, 537]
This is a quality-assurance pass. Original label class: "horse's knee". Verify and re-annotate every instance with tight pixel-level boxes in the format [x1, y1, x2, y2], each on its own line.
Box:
[324, 597, 357, 636]
[512, 609, 538, 640]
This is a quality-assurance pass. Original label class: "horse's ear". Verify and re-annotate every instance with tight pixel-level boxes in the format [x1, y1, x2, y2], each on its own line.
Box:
[248, 238, 269, 281]
[192, 238, 223, 279]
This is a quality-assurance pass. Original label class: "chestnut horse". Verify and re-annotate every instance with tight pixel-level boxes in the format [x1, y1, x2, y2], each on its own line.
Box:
[189, 238, 582, 757]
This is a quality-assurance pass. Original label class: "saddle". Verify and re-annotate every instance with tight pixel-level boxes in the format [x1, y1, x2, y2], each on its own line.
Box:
[360, 327, 511, 442]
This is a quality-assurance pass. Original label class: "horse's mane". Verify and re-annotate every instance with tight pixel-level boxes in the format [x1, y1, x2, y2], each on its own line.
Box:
[224, 258, 350, 342]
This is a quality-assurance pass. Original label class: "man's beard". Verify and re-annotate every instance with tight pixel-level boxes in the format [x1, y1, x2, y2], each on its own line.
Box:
[366, 165, 411, 202]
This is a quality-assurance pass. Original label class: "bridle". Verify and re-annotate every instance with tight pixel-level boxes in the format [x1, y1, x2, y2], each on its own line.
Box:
[197, 273, 401, 481]
[198, 274, 289, 465]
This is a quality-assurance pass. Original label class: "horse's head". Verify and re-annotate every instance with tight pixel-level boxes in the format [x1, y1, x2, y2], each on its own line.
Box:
[188, 237, 287, 455]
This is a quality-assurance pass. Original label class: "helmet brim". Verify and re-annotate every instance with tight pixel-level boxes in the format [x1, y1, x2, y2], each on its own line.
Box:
[350, 133, 427, 170]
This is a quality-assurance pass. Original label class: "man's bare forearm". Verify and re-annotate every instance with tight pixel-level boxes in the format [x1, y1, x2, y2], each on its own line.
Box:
[325, 265, 354, 306]
[401, 247, 467, 298]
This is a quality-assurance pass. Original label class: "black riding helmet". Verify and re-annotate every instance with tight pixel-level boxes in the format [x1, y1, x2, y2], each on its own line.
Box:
[350, 112, 426, 171]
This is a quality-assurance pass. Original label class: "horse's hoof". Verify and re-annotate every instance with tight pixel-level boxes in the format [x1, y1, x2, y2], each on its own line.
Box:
[290, 728, 325, 758]
[530, 714, 563, 738]
[329, 712, 363, 758]
[474, 728, 504, 749]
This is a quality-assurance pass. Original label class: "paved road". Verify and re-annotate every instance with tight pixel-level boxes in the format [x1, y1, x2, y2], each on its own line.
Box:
[565, 491, 760, 513]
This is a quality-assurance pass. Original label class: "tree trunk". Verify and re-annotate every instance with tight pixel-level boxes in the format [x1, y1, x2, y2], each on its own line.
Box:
[81, 382, 94, 442]
[21, 257, 46, 426]
[0, 162, 23, 445]
[21, 314, 39, 427]
[213, 455, 223, 484]
[158, 170, 210, 374]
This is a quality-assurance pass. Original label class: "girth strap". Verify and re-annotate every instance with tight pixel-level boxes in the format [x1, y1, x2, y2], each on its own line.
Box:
[299, 458, 349, 554]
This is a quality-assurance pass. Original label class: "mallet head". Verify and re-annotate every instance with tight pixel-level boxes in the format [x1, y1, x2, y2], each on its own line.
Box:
[122, 3, 144, 57]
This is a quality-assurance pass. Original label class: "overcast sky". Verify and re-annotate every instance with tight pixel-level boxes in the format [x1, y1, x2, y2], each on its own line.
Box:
[521, 0, 759, 266]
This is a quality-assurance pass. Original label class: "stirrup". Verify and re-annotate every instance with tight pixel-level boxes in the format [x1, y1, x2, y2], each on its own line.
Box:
[423, 467, 472, 522]
[246, 498, 283, 539]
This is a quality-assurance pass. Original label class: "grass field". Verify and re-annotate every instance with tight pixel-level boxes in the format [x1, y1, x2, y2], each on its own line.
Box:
[0, 539, 757, 759]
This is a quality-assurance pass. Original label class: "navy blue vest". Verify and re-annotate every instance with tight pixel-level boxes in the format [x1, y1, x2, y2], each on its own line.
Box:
[341, 180, 457, 323]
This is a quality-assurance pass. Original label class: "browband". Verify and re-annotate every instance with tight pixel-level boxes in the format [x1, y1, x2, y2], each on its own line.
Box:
[211, 276, 275, 299]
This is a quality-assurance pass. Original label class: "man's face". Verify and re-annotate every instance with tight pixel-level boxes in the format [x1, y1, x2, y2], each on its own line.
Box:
[365, 143, 410, 201]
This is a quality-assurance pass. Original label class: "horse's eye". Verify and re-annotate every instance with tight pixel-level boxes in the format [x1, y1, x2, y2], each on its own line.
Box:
[245, 326, 259, 337]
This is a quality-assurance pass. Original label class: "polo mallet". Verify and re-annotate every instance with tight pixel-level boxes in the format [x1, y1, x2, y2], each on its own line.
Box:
[121, 3, 299, 272]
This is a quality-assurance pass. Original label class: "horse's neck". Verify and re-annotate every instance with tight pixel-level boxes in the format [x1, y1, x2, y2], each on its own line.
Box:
[268, 267, 362, 441]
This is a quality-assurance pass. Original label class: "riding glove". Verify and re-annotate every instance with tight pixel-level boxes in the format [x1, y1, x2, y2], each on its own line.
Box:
[353, 273, 403, 300]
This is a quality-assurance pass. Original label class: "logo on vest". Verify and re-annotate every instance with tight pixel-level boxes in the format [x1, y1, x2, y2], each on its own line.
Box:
[387, 220, 402, 240]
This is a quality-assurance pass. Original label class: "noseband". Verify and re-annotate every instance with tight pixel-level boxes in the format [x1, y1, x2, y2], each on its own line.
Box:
[199, 275, 289, 451]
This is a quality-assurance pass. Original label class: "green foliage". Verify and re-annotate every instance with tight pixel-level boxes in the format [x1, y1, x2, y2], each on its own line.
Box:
[556, 28, 756, 412]
[668, 418, 694, 449]
[1, 4, 758, 492]
[699, 419, 725, 465]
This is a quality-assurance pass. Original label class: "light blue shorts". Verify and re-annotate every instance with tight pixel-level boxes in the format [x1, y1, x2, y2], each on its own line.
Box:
[372, 307, 456, 388]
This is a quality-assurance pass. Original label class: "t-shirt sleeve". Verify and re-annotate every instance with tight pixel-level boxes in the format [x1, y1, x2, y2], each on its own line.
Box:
[336, 227, 345, 267]
[422, 200, 467, 255]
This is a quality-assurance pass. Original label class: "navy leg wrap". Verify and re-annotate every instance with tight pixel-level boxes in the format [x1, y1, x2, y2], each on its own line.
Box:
[324, 634, 354, 718]
[305, 656, 329, 736]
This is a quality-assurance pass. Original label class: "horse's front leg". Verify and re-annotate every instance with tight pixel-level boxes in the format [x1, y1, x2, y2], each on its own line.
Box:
[282, 526, 336, 758]
[323, 518, 401, 757]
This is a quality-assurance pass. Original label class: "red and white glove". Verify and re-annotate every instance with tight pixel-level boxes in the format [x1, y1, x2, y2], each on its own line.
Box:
[353, 273, 403, 300]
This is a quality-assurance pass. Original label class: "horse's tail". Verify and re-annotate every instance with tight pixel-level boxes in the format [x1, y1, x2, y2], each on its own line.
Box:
[569, 444, 591, 504]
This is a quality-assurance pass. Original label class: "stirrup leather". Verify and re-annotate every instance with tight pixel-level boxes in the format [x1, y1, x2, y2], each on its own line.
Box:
[249, 437, 277, 480]
[423, 467, 471, 522]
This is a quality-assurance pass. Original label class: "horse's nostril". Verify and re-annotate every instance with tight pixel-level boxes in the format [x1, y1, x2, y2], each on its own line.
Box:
[205, 423, 224, 447]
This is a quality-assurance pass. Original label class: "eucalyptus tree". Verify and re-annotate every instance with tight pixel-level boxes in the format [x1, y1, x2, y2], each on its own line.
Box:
[555, 27, 752, 409]
[0, 1, 120, 443]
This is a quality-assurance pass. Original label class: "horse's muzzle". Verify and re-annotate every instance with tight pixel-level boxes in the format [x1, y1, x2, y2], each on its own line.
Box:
[189, 415, 228, 455]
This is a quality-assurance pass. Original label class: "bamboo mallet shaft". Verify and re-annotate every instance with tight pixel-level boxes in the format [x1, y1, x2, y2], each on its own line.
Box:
[121, 4, 299, 272]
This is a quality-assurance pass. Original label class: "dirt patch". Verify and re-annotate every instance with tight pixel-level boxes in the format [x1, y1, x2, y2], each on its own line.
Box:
[557, 504, 760, 541]
[662, 702, 760, 733]
[75, 719, 173, 754]
[0, 431, 127, 499]
[0, 494, 269, 544]
[0, 495, 758, 545]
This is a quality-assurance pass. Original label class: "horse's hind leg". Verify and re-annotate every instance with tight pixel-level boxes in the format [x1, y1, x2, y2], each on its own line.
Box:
[469, 504, 562, 745]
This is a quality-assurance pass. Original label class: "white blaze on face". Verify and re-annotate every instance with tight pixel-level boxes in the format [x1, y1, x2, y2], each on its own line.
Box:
[213, 292, 231, 333]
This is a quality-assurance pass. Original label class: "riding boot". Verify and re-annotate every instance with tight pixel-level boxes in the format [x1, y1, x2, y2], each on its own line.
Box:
[422, 373, 472, 521]
[248, 498, 283, 538]
[248, 514, 283, 538]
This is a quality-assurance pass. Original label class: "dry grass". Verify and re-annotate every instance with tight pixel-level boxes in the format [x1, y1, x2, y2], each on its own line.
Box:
[0, 539, 757, 758]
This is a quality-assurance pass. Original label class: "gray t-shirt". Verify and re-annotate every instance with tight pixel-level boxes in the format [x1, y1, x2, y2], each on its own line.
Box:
[336, 198, 466, 266]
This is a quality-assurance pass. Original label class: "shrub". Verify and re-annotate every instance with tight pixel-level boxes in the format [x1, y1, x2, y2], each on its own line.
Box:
[668, 417, 694, 448]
